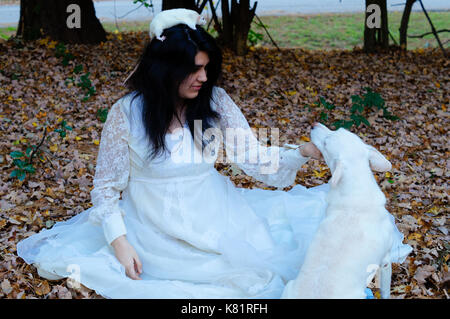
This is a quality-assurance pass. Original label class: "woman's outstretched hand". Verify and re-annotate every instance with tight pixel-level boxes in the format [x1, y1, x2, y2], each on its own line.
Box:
[111, 235, 143, 280]
[300, 142, 323, 160]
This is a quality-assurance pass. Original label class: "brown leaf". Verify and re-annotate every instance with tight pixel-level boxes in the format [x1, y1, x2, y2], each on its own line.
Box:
[34, 280, 50, 296]
[413, 265, 436, 285]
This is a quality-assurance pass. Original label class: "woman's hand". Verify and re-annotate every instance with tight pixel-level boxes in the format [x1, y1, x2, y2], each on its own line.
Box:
[300, 142, 323, 160]
[111, 235, 143, 280]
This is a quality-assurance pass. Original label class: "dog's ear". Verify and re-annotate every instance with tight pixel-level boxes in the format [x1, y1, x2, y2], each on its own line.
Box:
[367, 146, 392, 172]
[330, 160, 343, 187]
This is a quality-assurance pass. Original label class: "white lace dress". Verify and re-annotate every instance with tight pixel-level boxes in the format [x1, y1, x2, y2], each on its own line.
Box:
[16, 87, 412, 298]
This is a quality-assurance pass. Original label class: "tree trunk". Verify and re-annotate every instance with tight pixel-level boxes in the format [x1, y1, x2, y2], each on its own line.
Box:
[221, 0, 233, 46]
[17, 0, 106, 44]
[220, 0, 257, 56]
[399, 0, 416, 50]
[162, 0, 197, 11]
[364, 0, 389, 53]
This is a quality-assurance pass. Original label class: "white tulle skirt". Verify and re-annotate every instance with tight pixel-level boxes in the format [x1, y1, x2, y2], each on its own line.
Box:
[16, 171, 411, 299]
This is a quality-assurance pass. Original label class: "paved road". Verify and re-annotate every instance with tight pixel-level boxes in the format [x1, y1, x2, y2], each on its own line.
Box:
[0, 0, 448, 26]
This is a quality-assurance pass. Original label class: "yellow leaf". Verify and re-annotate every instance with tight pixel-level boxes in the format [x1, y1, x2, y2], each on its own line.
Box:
[34, 280, 50, 296]
[427, 206, 440, 215]
[36, 111, 47, 118]
[385, 172, 391, 178]
[93, 139, 100, 145]
[313, 169, 328, 178]
[300, 136, 310, 142]
[38, 37, 49, 46]
[47, 40, 57, 49]
[326, 84, 333, 89]
[408, 232, 422, 241]
[311, 91, 318, 97]
[49, 144, 58, 152]
[435, 82, 440, 88]
[79, 154, 91, 160]
[264, 78, 271, 86]
[46, 187, 56, 198]
[75, 136, 82, 141]
[32, 122, 38, 127]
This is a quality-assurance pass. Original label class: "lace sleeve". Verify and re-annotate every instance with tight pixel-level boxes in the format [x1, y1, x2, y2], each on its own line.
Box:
[211, 87, 310, 188]
[89, 98, 130, 245]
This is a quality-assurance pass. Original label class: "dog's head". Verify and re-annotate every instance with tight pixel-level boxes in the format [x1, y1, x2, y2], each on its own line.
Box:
[310, 123, 391, 187]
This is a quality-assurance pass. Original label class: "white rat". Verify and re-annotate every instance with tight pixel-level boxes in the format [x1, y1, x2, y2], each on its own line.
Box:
[149, 8, 207, 41]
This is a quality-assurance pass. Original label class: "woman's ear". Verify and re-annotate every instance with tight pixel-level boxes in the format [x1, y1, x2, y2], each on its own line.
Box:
[367, 146, 392, 172]
[330, 160, 343, 187]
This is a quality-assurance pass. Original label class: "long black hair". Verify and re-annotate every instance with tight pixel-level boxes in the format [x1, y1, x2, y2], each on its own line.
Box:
[124, 23, 223, 161]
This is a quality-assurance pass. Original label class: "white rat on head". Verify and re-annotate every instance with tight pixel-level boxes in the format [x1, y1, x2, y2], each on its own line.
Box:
[149, 8, 207, 41]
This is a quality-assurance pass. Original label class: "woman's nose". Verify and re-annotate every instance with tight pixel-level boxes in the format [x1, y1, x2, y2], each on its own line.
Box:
[198, 69, 207, 82]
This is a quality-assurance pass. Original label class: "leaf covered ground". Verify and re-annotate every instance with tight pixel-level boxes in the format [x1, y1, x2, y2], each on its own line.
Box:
[0, 31, 448, 299]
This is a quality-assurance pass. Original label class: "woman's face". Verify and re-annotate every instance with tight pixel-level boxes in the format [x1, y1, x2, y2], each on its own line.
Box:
[178, 51, 209, 100]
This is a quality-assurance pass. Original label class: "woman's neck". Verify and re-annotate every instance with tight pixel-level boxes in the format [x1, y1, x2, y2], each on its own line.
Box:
[168, 103, 187, 133]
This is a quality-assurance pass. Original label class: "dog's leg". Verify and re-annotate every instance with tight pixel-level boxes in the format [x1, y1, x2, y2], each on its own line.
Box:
[379, 257, 392, 299]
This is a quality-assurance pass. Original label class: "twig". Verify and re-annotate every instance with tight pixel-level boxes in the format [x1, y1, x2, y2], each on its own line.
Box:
[117, 3, 145, 19]
[28, 126, 47, 167]
[197, 0, 208, 13]
[114, 0, 120, 32]
[206, 0, 221, 32]
[254, 14, 280, 51]
[417, 0, 447, 57]
[408, 29, 450, 38]
[389, 30, 398, 46]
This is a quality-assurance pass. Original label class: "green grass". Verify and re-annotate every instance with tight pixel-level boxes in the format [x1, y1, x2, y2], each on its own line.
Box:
[252, 11, 449, 50]
[1, 11, 448, 50]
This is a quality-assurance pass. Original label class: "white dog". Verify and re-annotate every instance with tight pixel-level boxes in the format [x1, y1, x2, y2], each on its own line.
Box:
[282, 123, 396, 299]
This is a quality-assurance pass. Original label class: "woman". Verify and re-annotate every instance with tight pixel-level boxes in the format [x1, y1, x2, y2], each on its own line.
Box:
[17, 19, 411, 298]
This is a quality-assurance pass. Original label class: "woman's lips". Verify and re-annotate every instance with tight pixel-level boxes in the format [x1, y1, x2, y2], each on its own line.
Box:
[192, 86, 202, 90]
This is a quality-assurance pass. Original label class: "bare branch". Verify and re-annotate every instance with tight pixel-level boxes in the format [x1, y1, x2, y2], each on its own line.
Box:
[408, 29, 450, 38]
